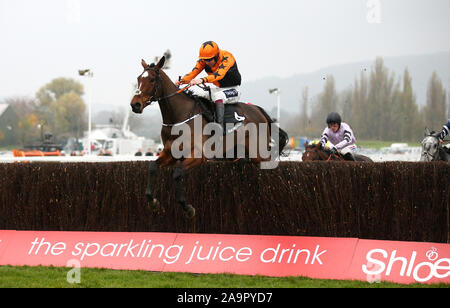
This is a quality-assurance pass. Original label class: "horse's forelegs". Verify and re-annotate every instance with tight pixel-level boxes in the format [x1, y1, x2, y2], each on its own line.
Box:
[172, 165, 195, 218]
[145, 160, 160, 206]
[172, 165, 185, 205]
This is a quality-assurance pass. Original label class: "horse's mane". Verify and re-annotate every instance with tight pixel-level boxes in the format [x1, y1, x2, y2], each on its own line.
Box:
[307, 141, 324, 150]
[183, 89, 212, 105]
[308, 142, 333, 156]
[182, 89, 215, 122]
[145, 63, 156, 70]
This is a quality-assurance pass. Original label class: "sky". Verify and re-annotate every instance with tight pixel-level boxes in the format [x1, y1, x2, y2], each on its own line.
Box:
[0, 0, 449, 110]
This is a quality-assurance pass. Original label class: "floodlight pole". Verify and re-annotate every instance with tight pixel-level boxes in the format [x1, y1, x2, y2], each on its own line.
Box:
[269, 88, 281, 123]
[78, 69, 93, 155]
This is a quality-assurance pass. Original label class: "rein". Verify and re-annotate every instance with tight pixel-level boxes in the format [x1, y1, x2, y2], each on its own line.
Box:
[327, 152, 344, 161]
[160, 84, 195, 101]
[135, 68, 194, 105]
[304, 147, 344, 161]
[304, 148, 318, 158]
[422, 135, 441, 161]
[137, 66, 210, 127]
[304, 148, 324, 161]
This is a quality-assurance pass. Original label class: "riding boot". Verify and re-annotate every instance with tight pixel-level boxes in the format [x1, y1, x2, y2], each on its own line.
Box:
[343, 152, 356, 161]
[215, 99, 225, 134]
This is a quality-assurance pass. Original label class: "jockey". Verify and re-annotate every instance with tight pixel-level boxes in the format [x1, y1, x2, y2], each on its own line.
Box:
[175, 41, 242, 132]
[320, 112, 357, 161]
[439, 118, 450, 141]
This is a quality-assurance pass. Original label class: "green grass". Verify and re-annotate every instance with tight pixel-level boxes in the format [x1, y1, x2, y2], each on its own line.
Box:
[0, 266, 447, 288]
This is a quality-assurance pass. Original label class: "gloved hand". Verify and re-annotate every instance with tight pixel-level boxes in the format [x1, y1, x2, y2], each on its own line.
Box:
[175, 79, 184, 87]
[330, 147, 338, 155]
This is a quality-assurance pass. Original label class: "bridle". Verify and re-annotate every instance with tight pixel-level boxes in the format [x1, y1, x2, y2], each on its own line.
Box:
[135, 66, 164, 106]
[303, 146, 344, 161]
[421, 135, 440, 161]
[135, 66, 193, 106]
[303, 148, 321, 161]
[134, 65, 205, 127]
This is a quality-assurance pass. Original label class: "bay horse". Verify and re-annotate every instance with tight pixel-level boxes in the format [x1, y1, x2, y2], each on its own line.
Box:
[130, 56, 288, 218]
[302, 141, 373, 162]
[420, 128, 450, 162]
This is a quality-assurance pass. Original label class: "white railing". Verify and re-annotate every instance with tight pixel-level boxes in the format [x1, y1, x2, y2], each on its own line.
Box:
[0, 151, 422, 163]
[0, 155, 158, 163]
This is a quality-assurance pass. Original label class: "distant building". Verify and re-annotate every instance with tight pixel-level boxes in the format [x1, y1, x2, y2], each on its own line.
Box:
[0, 104, 19, 147]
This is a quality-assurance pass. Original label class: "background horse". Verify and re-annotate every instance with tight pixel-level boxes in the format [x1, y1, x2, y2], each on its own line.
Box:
[130, 56, 288, 218]
[420, 128, 450, 162]
[302, 141, 373, 162]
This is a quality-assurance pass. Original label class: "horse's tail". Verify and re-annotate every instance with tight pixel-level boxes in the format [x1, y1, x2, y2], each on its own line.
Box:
[255, 105, 289, 155]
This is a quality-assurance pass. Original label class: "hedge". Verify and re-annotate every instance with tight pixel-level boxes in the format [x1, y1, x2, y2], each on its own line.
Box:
[0, 161, 448, 243]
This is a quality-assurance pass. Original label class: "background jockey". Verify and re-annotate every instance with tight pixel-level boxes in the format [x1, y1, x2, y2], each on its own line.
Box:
[175, 41, 242, 132]
[439, 118, 450, 141]
[320, 112, 357, 161]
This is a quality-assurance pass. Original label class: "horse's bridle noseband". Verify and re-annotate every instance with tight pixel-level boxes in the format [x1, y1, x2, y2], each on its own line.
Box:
[422, 135, 440, 161]
[134, 65, 204, 127]
[136, 66, 195, 107]
[135, 66, 162, 106]
[303, 148, 320, 160]
[304, 147, 344, 161]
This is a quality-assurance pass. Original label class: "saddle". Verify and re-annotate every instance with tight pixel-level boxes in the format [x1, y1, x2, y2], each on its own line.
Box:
[443, 144, 450, 154]
[191, 94, 246, 127]
[439, 146, 450, 159]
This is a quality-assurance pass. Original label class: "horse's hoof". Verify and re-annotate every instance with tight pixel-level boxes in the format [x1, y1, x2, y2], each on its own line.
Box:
[184, 204, 195, 219]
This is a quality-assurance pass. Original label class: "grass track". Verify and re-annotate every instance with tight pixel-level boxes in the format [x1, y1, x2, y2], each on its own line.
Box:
[0, 266, 447, 288]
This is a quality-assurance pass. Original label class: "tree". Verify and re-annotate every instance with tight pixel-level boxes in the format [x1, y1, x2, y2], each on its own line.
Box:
[318, 75, 338, 115]
[422, 71, 447, 131]
[35, 78, 86, 140]
[397, 69, 422, 141]
[307, 57, 427, 142]
[52, 92, 87, 139]
[2, 96, 39, 146]
[351, 71, 369, 139]
[299, 86, 310, 135]
[17, 113, 41, 145]
[36, 78, 84, 105]
[309, 75, 338, 135]
[340, 88, 353, 127]
[367, 57, 396, 140]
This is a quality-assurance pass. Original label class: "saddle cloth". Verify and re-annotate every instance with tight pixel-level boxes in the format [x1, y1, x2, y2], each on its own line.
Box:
[196, 98, 246, 125]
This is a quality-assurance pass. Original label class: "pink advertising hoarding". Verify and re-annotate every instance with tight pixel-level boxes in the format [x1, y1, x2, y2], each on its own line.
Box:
[0, 230, 448, 284]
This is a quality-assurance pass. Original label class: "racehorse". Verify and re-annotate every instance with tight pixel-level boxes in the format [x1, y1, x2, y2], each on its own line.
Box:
[420, 128, 450, 162]
[130, 56, 288, 218]
[302, 141, 373, 162]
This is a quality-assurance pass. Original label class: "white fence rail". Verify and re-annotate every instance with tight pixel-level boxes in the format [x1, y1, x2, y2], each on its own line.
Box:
[0, 155, 158, 163]
[0, 148, 422, 163]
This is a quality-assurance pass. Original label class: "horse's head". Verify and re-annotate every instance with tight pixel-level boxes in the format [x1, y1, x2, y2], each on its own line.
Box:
[302, 141, 323, 161]
[130, 57, 166, 114]
[420, 127, 441, 161]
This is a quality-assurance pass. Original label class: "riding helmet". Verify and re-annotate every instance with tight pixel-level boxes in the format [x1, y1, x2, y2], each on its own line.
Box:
[326, 112, 342, 127]
[199, 41, 220, 59]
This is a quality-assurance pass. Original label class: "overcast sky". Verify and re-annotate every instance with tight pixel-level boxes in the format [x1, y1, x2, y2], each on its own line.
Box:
[1, 0, 449, 108]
